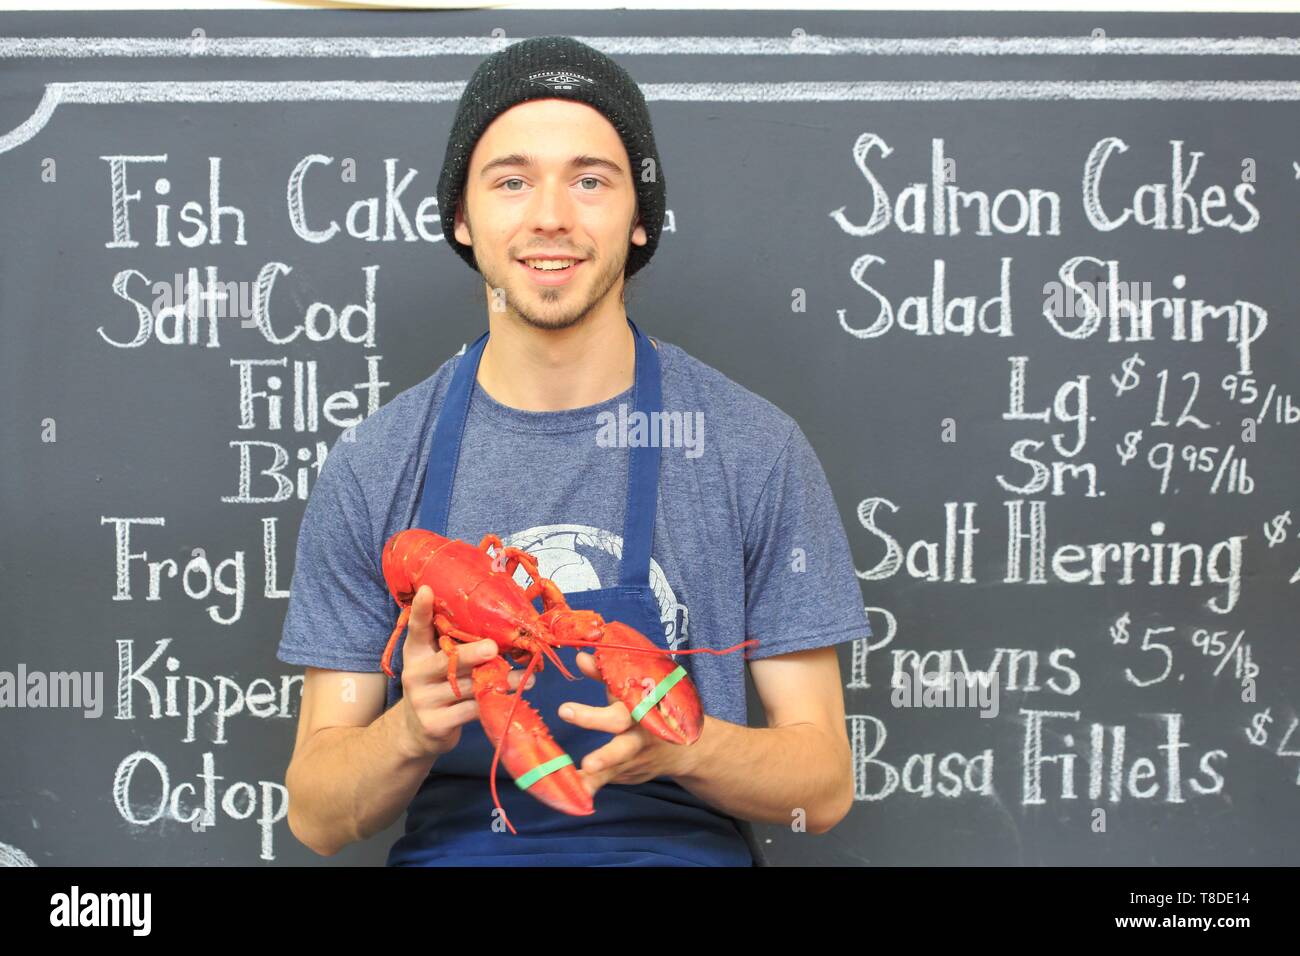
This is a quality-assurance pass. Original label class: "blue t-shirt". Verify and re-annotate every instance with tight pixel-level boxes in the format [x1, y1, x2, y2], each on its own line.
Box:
[276, 335, 872, 865]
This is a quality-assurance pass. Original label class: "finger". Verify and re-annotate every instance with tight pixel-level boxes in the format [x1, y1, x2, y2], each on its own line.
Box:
[425, 674, 474, 703]
[557, 699, 634, 734]
[507, 670, 536, 690]
[397, 587, 444, 676]
[430, 696, 480, 732]
[581, 732, 644, 774]
[407, 586, 436, 639]
[425, 656, 532, 701]
[574, 651, 599, 680]
[401, 587, 440, 670]
[572, 653, 619, 707]
[423, 637, 498, 682]
[577, 751, 633, 795]
[425, 671, 518, 704]
[427, 675, 475, 699]
[576, 767, 605, 801]
[464, 638, 499, 662]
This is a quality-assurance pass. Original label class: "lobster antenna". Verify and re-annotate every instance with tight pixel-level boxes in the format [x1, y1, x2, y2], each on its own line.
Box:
[544, 637, 760, 659]
[534, 636, 579, 680]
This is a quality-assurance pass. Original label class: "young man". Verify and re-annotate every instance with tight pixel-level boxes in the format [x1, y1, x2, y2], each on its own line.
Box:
[277, 36, 870, 866]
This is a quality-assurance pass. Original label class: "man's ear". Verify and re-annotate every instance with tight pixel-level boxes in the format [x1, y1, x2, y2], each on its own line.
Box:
[453, 197, 472, 247]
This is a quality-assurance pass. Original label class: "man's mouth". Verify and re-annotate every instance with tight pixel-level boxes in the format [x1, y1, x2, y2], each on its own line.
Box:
[518, 257, 583, 284]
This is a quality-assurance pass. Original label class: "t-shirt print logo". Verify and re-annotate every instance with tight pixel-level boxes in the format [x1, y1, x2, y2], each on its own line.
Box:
[499, 523, 689, 651]
[527, 69, 596, 93]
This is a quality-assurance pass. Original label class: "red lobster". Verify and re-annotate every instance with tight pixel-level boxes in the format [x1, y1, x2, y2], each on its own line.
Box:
[379, 528, 757, 833]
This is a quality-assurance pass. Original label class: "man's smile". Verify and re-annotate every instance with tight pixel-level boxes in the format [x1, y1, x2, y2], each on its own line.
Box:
[517, 257, 584, 285]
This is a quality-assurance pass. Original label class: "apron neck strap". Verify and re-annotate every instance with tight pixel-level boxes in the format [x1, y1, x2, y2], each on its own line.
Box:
[618, 318, 660, 585]
[416, 330, 487, 535]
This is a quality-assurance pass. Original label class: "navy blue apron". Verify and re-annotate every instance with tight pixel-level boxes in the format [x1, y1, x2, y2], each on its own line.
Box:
[384, 317, 759, 866]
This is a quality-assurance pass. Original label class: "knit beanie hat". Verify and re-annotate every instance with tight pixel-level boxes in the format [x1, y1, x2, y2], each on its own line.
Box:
[436, 36, 666, 279]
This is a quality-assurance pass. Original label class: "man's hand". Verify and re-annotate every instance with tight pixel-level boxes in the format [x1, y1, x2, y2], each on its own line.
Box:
[557, 652, 702, 798]
[396, 585, 533, 760]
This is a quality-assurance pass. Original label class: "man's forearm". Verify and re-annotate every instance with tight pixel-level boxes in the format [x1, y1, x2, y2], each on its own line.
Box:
[670, 716, 853, 833]
[286, 699, 435, 856]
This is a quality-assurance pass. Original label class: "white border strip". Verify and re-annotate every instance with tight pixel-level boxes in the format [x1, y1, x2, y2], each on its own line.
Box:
[4, 78, 1297, 155]
[46, 78, 1300, 102]
[1, 0, 1297, 10]
[4, 35, 1300, 57]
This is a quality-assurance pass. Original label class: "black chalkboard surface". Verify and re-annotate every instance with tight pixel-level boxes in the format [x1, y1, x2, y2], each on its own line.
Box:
[2, 8, 1298, 867]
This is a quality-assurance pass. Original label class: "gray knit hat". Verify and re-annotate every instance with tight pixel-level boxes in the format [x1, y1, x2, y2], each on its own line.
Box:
[436, 36, 665, 279]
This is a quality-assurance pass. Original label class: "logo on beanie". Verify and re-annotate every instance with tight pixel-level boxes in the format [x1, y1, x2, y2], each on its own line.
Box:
[527, 69, 595, 93]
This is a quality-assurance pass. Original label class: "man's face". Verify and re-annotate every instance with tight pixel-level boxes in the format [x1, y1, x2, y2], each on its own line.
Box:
[453, 98, 648, 331]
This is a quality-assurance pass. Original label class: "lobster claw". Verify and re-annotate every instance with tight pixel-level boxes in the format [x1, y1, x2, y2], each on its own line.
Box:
[593, 621, 703, 745]
[472, 657, 593, 819]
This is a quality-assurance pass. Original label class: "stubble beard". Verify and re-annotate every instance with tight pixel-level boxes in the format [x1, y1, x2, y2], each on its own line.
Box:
[464, 204, 635, 333]
[479, 248, 626, 333]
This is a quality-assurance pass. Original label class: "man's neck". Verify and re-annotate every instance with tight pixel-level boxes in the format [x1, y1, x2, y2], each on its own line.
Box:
[475, 311, 636, 412]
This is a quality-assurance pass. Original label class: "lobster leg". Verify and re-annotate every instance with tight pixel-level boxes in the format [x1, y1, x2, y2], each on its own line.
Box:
[379, 586, 490, 695]
[476, 534, 537, 587]
[432, 614, 490, 701]
[500, 547, 571, 611]
[473, 655, 593, 833]
[380, 604, 412, 679]
[477, 536, 571, 611]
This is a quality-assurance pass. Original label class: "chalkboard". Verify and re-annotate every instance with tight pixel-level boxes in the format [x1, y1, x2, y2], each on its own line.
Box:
[2, 8, 1298, 867]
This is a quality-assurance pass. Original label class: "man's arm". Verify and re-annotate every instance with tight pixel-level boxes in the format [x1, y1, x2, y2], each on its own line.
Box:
[562, 643, 855, 835]
[284, 592, 528, 857]
[666, 420, 858, 833]
[284, 668, 436, 857]
[668, 645, 854, 834]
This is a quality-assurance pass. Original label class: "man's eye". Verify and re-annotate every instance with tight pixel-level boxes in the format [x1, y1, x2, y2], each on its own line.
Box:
[499, 176, 601, 191]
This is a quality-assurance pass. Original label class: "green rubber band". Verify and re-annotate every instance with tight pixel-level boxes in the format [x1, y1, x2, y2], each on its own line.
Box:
[630, 666, 687, 723]
[514, 753, 574, 791]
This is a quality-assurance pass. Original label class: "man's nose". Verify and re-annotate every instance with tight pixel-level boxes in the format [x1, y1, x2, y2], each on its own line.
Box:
[528, 176, 575, 229]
